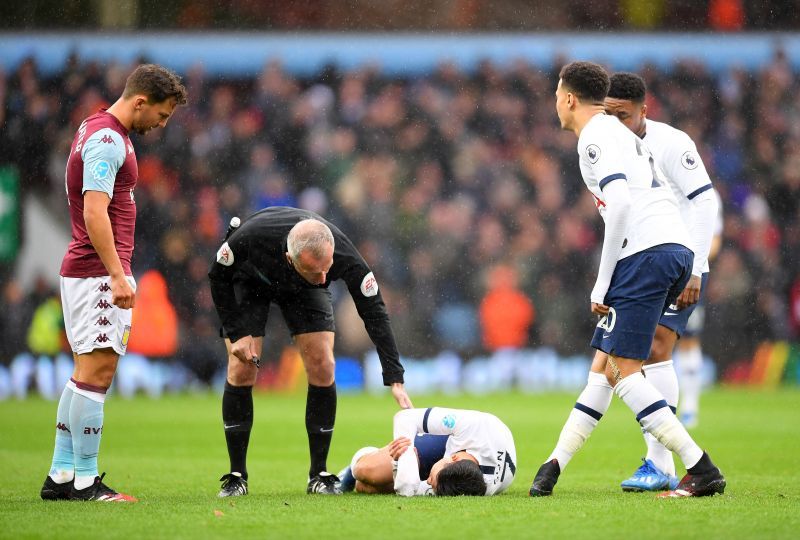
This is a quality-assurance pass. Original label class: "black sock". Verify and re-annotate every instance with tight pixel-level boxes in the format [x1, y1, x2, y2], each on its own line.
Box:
[687, 451, 715, 475]
[306, 383, 337, 478]
[222, 382, 253, 480]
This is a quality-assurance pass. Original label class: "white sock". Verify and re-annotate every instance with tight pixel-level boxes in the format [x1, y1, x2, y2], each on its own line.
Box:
[642, 361, 678, 476]
[547, 372, 613, 470]
[678, 345, 703, 422]
[74, 475, 97, 490]
[615, 372, 703, 469]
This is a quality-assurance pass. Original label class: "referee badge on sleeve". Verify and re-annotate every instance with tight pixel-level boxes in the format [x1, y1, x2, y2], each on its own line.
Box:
[216, 242, 234, 266]
[360, 272, 379, 297]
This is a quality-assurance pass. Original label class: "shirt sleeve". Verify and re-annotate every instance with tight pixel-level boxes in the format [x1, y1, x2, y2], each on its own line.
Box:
[81, 128, 126, 198]
[661, 132, 716, 276]
[688, 188, 719, 276]
[208, 227, 252, 342]
[591, 177, 632, 304]
[582, 123, 629, 191]
[334, 233, 404, 385]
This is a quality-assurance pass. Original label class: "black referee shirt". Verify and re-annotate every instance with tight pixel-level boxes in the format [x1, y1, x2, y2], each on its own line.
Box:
[208, 206, 404, 385]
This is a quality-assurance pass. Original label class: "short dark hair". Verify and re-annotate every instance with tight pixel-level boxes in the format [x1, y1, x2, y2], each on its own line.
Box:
[608, 72, 647, 104]
[434, 460, 487, 496]
[559, 61, 609, 103]
[123, 64, 188, 105]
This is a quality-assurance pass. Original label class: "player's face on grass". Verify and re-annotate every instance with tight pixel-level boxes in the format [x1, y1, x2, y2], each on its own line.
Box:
[131, 96, 178, 135]
[555, 79, 573, 131]
[427, 451, 475, 492]
[287, 247, 334, 285]
[604, 97, 647, 136]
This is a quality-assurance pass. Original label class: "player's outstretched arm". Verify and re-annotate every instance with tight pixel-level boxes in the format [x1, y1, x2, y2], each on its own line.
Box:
[391, 382, 413, 409]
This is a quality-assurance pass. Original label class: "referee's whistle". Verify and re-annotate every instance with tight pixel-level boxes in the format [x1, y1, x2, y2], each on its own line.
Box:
[251, 355, 261, 369]
[224, 216, 241, 240]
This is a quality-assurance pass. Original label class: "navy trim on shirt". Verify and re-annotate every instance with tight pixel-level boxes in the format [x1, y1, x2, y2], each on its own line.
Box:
[599, 173, 627, 190]
[687, 183, 713, 200]
[422, 407, 433, 433]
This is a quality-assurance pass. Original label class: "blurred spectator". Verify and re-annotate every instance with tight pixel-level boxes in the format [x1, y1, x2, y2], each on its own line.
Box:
[1, 52, 799, 377]
[0, 279, 36, 365]
[127, 270, 178, 359]
[479, 264, 535, 351]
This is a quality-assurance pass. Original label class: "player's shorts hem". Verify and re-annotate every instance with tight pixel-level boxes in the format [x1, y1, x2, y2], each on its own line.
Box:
[73, 344, 128, 356]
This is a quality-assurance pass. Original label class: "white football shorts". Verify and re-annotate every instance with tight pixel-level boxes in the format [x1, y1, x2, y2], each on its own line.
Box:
[60, 275, 136, 356]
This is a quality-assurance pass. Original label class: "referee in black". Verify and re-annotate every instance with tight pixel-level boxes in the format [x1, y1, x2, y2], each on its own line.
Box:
[208, 206, 413, 496]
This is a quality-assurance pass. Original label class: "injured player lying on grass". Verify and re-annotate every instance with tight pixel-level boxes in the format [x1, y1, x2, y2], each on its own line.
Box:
[338, 407, 516, 496]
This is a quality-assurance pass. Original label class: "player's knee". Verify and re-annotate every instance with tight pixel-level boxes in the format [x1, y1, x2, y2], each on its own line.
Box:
[305, 353, 335, 385]
[649, 339, 670, 361]
[227, 358, 257, 386]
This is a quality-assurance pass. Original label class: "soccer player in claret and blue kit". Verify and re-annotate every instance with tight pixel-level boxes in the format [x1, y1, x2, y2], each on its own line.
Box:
[528, 61, 725, 499]
[40, 64, 187, 502]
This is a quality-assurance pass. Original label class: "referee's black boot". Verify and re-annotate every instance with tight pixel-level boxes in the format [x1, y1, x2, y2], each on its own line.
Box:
[307, 472, 342, 495]
[529, 459, 561, 497]
[218, 472, 248, 497]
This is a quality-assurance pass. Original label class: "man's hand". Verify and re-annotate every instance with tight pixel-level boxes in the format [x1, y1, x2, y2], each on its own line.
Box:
[591, 302, 610, 315]
[230, 335, 258, 364]
[111, 274, 135, 310]
[391, 382, 413, 409]
[388, 437, 412, 460]
[676, 274, 702, 309]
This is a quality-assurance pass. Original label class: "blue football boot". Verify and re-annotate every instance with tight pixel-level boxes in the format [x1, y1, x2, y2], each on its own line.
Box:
[337, 466, 356, 493]
[621, 458, 679, 492]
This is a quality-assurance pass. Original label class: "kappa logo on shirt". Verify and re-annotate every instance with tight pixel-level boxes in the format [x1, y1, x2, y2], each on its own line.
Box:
[100, 135, 116, 145]
[95, 316, 111, 326]
[97, 282, 111, 292]
[127, 143, 134, 155]
[94, 333, 111, 343]
[95, 299, 112, 310]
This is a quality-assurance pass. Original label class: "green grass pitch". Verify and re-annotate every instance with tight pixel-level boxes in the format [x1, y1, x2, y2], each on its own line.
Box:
[1, 388, 798, 539]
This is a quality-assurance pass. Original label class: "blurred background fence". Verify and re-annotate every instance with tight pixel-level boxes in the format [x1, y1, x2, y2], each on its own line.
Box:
[1, 0, 799, 399]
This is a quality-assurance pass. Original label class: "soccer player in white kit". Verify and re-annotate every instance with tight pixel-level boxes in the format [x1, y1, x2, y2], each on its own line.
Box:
[340, 407, 516, 497]
[603, 72, 720, 491]
[529, 62, 725, 499]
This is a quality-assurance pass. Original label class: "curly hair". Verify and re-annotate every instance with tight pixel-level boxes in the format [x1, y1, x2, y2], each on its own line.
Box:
[123, 64, 188, 105]
[434, 459, 487, 497]
[559, 61, 609, 103]
[608, 72, 647, 103]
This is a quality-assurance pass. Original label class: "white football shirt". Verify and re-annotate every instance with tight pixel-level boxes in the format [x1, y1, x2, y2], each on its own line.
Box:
[643, 119, 714, 273]
[393, 407, 517, 496]
[578, 113, 691, 259]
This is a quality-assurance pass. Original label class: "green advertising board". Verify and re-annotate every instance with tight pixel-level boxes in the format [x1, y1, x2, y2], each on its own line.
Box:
[0, 166, 20, 262]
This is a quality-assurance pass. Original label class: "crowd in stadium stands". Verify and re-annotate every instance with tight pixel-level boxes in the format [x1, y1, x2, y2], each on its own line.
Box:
[4, 0, 797, 32]
[1, 50, 799, 394]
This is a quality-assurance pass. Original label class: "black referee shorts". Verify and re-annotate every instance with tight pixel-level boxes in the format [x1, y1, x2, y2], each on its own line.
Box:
[222, 280, 335, 339]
